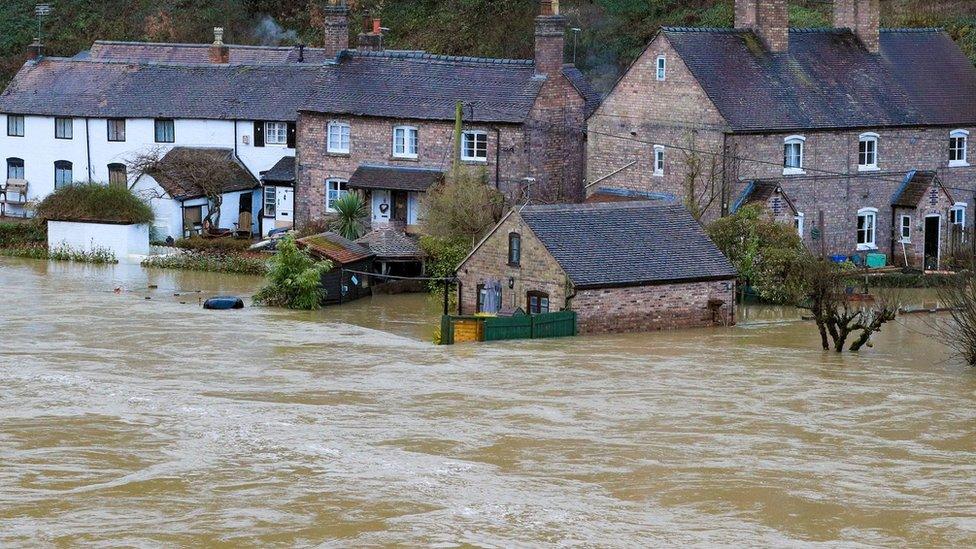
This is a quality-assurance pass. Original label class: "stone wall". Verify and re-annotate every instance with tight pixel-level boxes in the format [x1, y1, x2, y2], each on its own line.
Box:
[456, 212, 568, 315]
[572, 279, 736, 335]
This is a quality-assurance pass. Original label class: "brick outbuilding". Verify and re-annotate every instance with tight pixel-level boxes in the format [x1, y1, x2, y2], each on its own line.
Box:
[456, 201, 737, 334]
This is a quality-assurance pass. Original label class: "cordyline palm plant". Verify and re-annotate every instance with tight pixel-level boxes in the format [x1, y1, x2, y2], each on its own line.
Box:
[330, 193, 368, 241]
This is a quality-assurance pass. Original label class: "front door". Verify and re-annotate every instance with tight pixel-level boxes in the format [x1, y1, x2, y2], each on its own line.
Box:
[276, 187, 294, 229]
[924, 215, 941, 270]
[372, 190, 392, 225]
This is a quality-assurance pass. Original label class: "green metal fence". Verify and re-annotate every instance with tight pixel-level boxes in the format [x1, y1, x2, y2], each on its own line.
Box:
[440, 311, 577, 345]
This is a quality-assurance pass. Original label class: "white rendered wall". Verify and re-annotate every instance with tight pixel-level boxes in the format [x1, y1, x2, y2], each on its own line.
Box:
[48, 220, 150, 259]
[0, 115, 293, 210]
[131, 176, 262, 241]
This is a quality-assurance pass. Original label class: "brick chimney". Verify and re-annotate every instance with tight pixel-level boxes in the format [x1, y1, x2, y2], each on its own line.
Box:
[26, 41, 44, 61]
[734, 0, 789, 53]
[535, 0, 567, 77]
[322, 0, 349, 58]
[209, 27, 230, 64]
[357, 17, 385, 52]
[834, 0, 880, 53]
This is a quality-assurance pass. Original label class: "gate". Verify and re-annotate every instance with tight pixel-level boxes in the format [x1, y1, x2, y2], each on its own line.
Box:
[440, 311, 577, 345]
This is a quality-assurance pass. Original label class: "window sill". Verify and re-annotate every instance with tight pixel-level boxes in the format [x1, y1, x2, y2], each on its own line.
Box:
[949, 160, 970, 168]
[653, 171, 664, 178]
[856, 244, 878, 252]
[899, 239, 911, 244]
[390, 156, 420, 162]
[783, 168, 806, 176]
[461, 158, 488, 164]
[326, 151, 351, 157]
[858, 165, 880, 172]
[265, 142, 290, 148]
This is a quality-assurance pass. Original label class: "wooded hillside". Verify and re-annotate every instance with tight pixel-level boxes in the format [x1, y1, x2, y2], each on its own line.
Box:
[1, 0, 974, 92]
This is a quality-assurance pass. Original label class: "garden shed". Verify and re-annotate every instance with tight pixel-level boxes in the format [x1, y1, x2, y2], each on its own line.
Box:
[297, 232, 375, 305]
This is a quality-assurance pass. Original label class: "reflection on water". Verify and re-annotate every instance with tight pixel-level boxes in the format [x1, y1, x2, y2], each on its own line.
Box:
[1, 257, 974, 546]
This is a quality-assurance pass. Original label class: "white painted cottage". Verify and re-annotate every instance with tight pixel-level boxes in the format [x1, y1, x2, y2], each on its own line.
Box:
[0, 33, 332, 237]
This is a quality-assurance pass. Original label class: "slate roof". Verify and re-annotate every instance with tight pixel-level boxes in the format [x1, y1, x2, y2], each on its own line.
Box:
[563, 66, 602, 118]
[149, 147, 259, 200]
[585, 187, 675, 204]
[260, 156, 296, 184]
[347, 164, 444, 192]
[297, 232, 375, 265]
[891, 170, 953, 208]
[731, 181, 797, 214]
[0, 58, 326, 120]
[355, 228, 423, 259]
[518, 202, 736, 289]
[663, 28, 976, 132]
[303, 50, 589, 123]
[88, 41, 334, 65]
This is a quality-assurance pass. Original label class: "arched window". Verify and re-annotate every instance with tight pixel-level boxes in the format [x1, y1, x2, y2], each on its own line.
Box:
[783, 135, 806, 174]
[6, 157, 24, 180]
[527, 290, 550, 314]
[950, 129, 969, 167]
[508, 232, 521, 266]
[857, 207, 878, 250]
[858, 132, 879, 171]
[54, 160, 73, 190]
[108, 163, 127, 188]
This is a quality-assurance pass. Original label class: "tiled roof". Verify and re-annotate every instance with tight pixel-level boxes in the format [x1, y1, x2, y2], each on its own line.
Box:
[298, 232, 375, 265]
[149, 147, 259, 200]
[891, 170, 953, 208]
[731, 181, 797, 214]
[585, 187, 675, 203]
[663, 28, 976, 131]
[562, 66, 602, 118]
[304, 50, 548, 123]
[0, 58, 326, 120]
[88, 41, 335, 64]
[347, 164, 444, 192]
[355, 228, 423, 259]
[260, 156, 296, 184]
[519, 202, 736, 289]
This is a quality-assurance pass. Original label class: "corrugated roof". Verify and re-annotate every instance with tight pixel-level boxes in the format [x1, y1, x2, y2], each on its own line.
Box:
[664, 28, 976, 132]
[520, 202, 736, 289]
[347, 164, 444, 192]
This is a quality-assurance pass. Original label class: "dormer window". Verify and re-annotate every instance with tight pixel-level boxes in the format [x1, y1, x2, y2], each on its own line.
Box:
[950, 130, 969, 167]
[656, 55, 667, 81]
[327, 121, 351, 154]
[858, 133, 879, 171]
[393, 126, 418, 159]
[783, 135, 805, 175]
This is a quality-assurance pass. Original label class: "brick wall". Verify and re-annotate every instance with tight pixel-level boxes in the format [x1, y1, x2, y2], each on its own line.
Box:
[456, 212, 568, 315]
[572, 279, 736, 334]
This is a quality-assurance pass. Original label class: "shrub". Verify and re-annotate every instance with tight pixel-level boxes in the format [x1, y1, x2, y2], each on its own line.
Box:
[420, 235, 470, 293]
[253, 235, 333, 310]
[421, 167, 504, 246]
[0, 243, 117, 264]
[141, 252, 267, 275]
[174, 236, 253, 254]
[0, 220, 46, 247]
[36, 183, 154, 225]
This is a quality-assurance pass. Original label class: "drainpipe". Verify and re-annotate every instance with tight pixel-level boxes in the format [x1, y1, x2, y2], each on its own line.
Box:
[889, 208, 897, 266]
[85, 118, 92, 182]
[494, 127, 502, 190]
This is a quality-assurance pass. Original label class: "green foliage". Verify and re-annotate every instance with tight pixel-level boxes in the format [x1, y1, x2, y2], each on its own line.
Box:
[0, 220, 45, 247]
[329, 193, 368, 241]
[707, 204, 806, 303]
[0, 243, 117, 263]
[174, 236, 252, 254]
[421, 167, 504, 246]
[142, 251, 267, 275]
[420, 235, 470, 294]
[253, 235, 333, 310]
[36, 183, 154, 225]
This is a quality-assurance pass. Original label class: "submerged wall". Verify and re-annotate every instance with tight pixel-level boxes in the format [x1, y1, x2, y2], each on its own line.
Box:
[48, 220, 150, 260]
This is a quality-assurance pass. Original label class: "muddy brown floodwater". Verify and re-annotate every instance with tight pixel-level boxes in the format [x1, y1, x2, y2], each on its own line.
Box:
[1, 257, 975, 546]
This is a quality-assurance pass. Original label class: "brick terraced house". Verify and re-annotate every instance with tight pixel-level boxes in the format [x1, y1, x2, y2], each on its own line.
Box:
[455, 202, 737, 334]
[587, 0, 976, 269]
[294, 0, 598, 270]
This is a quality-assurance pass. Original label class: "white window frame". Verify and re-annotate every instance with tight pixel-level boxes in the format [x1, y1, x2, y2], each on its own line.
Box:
[857, 207, 879, 251]
[858, 132, 879, 171]
[795, 212, 805, 239]
[950, 130, 969, 167]
[392, 126, 419, 159]
[783, 135, 806, 175]
[325, 178, 348, 212]
[265, 121, 289, 146]
[327, 121, 351, 154]
[656, 55, 667, 81]
[461, 130, 489, 162]
[900, 214, 912, 243]
[950, 202, 967, 227]
[653, 145, 665, 177]
[264, 185, 277, 218]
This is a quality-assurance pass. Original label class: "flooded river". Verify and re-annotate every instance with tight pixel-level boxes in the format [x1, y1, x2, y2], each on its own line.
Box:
[1, 258, 974, 546]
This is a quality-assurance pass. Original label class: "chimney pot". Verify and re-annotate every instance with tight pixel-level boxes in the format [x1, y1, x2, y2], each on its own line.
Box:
[535, 1, 567, 76]
[372, 18, 382, 35]
[209, 27, 230, 63]
[26, 41, 44, 61]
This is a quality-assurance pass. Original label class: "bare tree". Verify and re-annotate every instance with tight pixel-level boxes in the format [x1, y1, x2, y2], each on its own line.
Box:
[935, 267, 976, 366]
[681, 130, 723, 220]
[128, 148, 244, 230]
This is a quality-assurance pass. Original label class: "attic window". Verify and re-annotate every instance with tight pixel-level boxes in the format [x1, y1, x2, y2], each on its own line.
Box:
[783, 135, 805, 175]
[858, 133, 879, 171]
[950, 130, 969, 167]
[656, 55, 666, 81]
